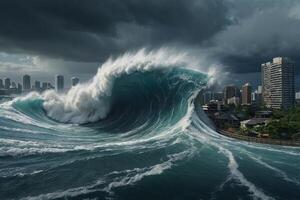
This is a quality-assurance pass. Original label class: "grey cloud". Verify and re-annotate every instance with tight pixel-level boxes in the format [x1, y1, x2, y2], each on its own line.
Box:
[0, 0, 229, 65]
[207, 0, 300, 73]
[0, 0, 300, 74]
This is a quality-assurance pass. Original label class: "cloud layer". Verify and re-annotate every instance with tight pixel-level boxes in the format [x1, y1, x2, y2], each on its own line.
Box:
[0, 0, 300, 74]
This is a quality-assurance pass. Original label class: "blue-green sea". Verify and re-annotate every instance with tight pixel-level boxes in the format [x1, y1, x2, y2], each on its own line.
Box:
[0, 63, 299, 200]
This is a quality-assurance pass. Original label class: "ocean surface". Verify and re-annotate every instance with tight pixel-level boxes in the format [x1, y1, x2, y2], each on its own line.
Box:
[0, 50, 299, 200]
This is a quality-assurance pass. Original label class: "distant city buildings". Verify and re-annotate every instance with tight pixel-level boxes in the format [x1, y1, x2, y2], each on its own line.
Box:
[262, 57, 295, 110]
[202, 100, 226, 113]
[0, 79, 4, 89]
[0, 74, 64, 96]
[41, 82, 54, 91]
[11, 82, 16, 88]
[34, 81, 41, 91]
[212, 92, 223, 102]
[251, 85, 262, 106]
[198, 57, 296, 112]
[227, 96, 240, 106]
[224, 85, 240, 105]
[23, 75, 31, 92]
[4, 78, 11, 89]
[17, 83, 22, 93]
[71, 77, 80, 86]
[242, 83, 252, 105]
[199, 91, 223, 105]
[55, 75, 64, 92]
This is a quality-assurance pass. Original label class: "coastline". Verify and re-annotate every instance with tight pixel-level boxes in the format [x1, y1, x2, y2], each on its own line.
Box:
[217, 129, 300, 147]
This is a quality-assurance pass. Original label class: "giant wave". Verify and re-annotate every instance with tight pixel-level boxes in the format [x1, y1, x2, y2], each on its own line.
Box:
[0, 49, 299, 200]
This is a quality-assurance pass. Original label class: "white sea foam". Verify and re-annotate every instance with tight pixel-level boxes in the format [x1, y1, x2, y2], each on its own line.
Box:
[244, 151, 300, 186]
[217, 146, 274, 200]
[104, 150, 192, 192]
[189, 116, 275, 200]
[39, 48, 194, 124]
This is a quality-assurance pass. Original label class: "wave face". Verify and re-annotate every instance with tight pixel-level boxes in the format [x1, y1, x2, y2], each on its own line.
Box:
[0, 50, 300, 200]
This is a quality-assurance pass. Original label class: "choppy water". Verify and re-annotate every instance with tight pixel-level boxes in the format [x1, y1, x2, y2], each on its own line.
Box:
[0, 50, 299, 200]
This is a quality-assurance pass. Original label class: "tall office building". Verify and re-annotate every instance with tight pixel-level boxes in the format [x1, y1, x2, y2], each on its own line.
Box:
[11, 82, 17, 88]
[71, 77, 80, 86]
[0, 79, 3, 89]
[262, 57, 295, 110]
[223, 85, 240, 104]
[4, 78, 11, 89]
[35, 81, 41, 91]
[23, 74, 31, 91]
[17, 83, 22, 93]
[242, 83, 252, 105]
[56, 75, 64, 92]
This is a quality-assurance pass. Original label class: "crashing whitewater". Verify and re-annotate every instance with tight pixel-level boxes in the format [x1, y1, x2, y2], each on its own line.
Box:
[0, 49, 299, 200]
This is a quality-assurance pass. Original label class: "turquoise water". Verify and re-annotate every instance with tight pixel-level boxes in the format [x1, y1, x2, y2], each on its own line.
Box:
[0, 68, 299, 200]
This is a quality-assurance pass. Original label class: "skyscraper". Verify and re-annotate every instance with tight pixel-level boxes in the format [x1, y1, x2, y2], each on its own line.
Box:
[42, 82, 48, 91]
[242, 83, 252, 105]
[262, 57, 295, 110]
[35, 81, 41, 91]
[23, 74, 31, 91]
[11, 82, 16, 88]
[56, 75, 64, 92]
[0, 79, 3, 89]
[4, 78, 11, 89]
[223, 85, 240, 104]
[251, 87, 262, 106]
[17, 83, 22, 93]
[71, 77, 80, 86]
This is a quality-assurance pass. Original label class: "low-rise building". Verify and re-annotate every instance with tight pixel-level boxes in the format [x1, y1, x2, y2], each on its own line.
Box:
[240, 118, 270, 129]
[213, 112, 240, 129]
[255, 111, 272, 118]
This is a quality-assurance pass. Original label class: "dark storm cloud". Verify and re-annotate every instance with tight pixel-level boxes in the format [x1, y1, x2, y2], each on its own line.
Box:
[208, 0, 300, 73]
[0, 0, 300, 74]
[0, 0, 229, 63]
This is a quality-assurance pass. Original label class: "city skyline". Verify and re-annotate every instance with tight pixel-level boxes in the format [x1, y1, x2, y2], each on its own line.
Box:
[200, 57, 299, 110]
[1, 57, 299, 100]
[0, 74, 81, 95]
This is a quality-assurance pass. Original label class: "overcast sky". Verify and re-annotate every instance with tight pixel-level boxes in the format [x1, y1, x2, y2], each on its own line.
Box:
[0, 0, 300, 89]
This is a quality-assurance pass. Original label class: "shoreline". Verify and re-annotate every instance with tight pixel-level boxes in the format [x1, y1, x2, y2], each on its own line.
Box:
[217, 129, 300, 147]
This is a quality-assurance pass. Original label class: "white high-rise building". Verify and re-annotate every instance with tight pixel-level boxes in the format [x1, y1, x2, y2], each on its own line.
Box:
[262, 57, 295, 110]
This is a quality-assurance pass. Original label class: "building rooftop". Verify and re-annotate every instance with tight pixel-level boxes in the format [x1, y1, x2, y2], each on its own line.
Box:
[241, 118, 269, 126]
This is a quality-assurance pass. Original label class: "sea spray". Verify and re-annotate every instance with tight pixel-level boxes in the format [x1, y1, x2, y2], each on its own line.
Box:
[42, 48, 192, 124]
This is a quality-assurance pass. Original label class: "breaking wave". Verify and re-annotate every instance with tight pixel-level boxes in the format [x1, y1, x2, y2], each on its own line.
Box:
[0, 49, 299, 200]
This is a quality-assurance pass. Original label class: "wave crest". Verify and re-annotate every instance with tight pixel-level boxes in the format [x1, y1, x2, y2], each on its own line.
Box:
[18, 49, 201, 124]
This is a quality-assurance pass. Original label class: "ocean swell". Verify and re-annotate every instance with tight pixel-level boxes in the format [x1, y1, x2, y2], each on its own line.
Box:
[39, 48, 196, 124]
[0, 49, 299, 200]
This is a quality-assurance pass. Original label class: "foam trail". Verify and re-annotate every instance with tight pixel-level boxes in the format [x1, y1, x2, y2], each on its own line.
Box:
[244, 151, 300, 186]
[218, 146, 274, 200]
